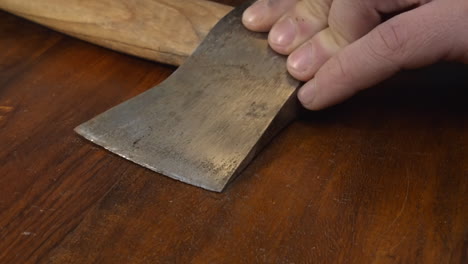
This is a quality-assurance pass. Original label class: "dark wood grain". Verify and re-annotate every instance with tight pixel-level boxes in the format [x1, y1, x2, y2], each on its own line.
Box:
[0, 10, 174, 263]
[1, 0, 467, 263]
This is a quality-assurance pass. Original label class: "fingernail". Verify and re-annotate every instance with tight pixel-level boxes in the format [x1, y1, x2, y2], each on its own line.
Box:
[242, 1, 266, 26]
[288, 43, 314, 73]
[269, 17, 296, 47]
[298, 79, 317, 107]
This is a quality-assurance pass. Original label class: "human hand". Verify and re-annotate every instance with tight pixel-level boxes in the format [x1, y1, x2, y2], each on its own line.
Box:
[242, 0, 468, 110]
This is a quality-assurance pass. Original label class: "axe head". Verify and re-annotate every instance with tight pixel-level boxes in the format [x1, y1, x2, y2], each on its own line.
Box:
[75, 0, 300, 192]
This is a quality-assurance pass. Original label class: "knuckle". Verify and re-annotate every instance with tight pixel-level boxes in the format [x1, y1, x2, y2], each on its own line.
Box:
[325, 55, 355, 87]
[367, 20, 407, 61]
[356, 0, 373, 13]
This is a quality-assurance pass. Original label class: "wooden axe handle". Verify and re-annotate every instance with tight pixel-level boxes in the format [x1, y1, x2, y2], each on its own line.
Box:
[0, 0, 234, 66]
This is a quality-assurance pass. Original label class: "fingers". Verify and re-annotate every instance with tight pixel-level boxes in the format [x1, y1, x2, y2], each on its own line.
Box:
[327, 0, 431, 43]
[243, 0, 333, 55]
[328, 0, 381, 42]
[243, 0, 468, 110]
[286, 28, 342, 81]
[242, 0, 298, 32]
[298, 1, 461, 110]
[286, 0, 381, 81]
[267, 0, 332, 54]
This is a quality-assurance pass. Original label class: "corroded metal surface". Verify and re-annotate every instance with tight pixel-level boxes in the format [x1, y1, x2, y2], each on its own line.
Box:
[75, 0, 300, 192]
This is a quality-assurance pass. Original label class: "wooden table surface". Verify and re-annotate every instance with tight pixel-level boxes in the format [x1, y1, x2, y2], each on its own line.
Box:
[1, 0, 467, 263]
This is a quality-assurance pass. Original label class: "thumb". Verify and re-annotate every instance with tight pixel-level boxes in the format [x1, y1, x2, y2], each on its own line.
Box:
[298, 0, 468, 110]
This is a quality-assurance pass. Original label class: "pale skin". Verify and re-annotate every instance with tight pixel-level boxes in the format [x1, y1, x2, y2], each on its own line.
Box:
[242, 0, 468, 110]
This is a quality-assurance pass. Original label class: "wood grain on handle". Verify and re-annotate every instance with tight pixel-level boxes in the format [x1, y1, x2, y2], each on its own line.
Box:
[0, 0, 233, 66]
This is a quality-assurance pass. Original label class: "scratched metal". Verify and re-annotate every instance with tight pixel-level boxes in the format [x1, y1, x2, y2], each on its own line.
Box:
[75, 0, 300, 192]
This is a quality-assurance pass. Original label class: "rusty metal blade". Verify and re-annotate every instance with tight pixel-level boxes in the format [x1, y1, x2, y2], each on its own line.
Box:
[75, 0, 300, 192]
